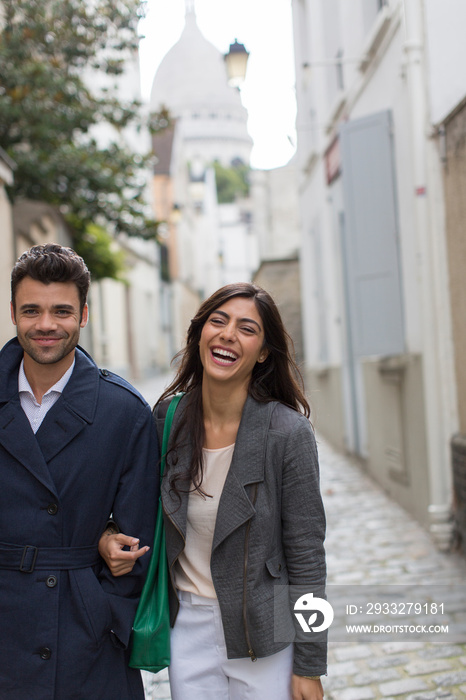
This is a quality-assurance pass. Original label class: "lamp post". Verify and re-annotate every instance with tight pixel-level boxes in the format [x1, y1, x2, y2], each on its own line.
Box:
[224, 39, 249, 88]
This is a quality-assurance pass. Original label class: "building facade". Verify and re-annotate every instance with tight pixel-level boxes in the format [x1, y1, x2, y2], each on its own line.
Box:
[251, 162, 304, 365]
[424, 0, 466, 553]
[291, 0, 459, 547]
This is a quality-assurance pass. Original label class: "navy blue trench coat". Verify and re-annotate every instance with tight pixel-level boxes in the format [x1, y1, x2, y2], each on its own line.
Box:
[0, 339, 158, 700]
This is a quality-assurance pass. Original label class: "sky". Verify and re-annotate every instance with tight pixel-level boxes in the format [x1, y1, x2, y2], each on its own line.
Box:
[138, 0, 297, 170]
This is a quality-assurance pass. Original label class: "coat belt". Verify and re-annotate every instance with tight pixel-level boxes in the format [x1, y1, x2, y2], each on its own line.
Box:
[0, 542, 100, 573]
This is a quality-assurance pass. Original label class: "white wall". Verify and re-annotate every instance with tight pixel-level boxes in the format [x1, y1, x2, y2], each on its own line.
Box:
[251, 164, 301, 262]
[424, 0, 466, 124]
[292, 0, 458, 541]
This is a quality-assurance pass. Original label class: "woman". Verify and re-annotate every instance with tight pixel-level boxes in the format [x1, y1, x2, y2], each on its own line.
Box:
[100, 283, 327, 700]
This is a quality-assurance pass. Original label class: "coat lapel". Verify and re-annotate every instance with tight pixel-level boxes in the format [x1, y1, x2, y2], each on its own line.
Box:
[0, 398, 59, 496]
[34, 349, 98, 463]
[212, 397, 273, 550]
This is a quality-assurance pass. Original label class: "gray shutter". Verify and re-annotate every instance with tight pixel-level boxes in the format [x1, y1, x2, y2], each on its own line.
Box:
[340, 110, 404, 357]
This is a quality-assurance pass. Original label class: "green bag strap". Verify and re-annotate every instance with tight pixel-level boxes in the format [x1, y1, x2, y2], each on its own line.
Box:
[160, 393, 184, 480]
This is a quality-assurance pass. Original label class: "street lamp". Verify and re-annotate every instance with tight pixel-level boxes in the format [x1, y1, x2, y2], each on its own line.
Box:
[224, 39, 249, 88]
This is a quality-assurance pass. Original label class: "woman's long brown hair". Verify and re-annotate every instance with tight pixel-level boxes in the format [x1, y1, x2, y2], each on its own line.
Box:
[156, 283, 310, 496]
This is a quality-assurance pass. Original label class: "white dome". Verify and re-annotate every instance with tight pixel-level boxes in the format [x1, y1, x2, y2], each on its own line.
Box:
[150, 12, 242, 114]
[149, 9, 252, 166]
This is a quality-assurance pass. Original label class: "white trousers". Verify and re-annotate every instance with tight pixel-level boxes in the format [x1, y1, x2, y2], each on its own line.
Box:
[169, 591, 293, 700]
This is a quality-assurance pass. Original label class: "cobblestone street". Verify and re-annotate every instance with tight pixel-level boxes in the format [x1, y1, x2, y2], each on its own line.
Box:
[319, 438, 466, 700]
[134, 375, 466, 700]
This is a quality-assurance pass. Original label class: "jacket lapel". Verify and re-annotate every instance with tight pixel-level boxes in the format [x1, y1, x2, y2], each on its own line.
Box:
[0, 398, 59, 496]
[34, 348, 98, 463]
[212, 397, 273, 549]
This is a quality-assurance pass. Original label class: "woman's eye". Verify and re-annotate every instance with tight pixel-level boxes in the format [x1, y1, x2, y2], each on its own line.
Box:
[241, 326, 255, 334]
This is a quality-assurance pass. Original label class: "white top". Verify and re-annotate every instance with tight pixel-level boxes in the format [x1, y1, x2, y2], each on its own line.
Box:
[18, 359, 75, 434]
[175, 443, 235, 599]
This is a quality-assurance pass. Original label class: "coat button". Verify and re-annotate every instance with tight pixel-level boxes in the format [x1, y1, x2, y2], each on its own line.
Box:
[39, 647, 51, 660]
[47, 503, 58, 515]
[46, 575, 57, 588]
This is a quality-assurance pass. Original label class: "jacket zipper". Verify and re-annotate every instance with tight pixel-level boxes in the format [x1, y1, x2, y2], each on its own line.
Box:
[242, 482, 258, 661]
[165, 484, 259, 662]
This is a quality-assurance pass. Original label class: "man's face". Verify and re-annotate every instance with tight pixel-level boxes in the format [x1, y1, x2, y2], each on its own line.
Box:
[11, 277, 88, 367]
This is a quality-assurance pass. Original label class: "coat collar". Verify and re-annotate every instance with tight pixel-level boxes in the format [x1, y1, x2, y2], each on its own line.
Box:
[0, 338, 99, 492]
[162, 393, 275, 550]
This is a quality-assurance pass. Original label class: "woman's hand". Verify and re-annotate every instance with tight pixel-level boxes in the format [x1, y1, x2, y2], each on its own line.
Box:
[98, 531, 150, 576]
[292, 674, 324, 700]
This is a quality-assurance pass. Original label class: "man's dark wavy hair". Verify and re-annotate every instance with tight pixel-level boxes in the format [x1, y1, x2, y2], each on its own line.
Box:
[11, 244, 90, 318]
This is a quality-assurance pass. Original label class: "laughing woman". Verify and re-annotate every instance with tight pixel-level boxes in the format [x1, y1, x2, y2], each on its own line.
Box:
[99, 283, 327, 700]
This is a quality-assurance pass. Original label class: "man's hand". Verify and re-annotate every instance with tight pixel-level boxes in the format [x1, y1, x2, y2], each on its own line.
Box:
[292, 674, 324, 700]
[98, 531, 150, 576]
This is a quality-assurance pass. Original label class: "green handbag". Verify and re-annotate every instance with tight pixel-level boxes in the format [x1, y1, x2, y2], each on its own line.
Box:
[129, 393, 183, 673]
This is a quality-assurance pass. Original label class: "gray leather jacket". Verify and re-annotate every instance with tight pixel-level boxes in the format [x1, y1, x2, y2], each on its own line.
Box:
[155, 393, 327, 677]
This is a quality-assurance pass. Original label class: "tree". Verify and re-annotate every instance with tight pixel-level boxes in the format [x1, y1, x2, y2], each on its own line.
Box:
[212, 160, 250, 204]
[0, 0, 169, 278]
[73, 223, 126, 282]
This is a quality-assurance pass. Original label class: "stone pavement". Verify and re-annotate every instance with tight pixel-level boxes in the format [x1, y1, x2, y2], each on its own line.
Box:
[320, 438, 466, 700]
[132, 374, 466, 700]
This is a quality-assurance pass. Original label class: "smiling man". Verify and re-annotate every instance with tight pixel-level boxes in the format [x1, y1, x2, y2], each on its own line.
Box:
[0, 244, 158, 700]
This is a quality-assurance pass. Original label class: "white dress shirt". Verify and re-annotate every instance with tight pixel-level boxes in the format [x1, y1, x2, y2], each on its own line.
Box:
[18, 359, 75, 434]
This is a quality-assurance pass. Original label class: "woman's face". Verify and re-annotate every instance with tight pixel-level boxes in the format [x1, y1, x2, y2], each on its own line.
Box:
[199, 297, 268, 387]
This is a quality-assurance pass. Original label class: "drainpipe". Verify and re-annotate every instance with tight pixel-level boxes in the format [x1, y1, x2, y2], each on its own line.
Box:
[403, 0, 454, 549]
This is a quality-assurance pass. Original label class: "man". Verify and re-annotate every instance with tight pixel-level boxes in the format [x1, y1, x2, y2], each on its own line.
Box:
[0, 244, 158, 699]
